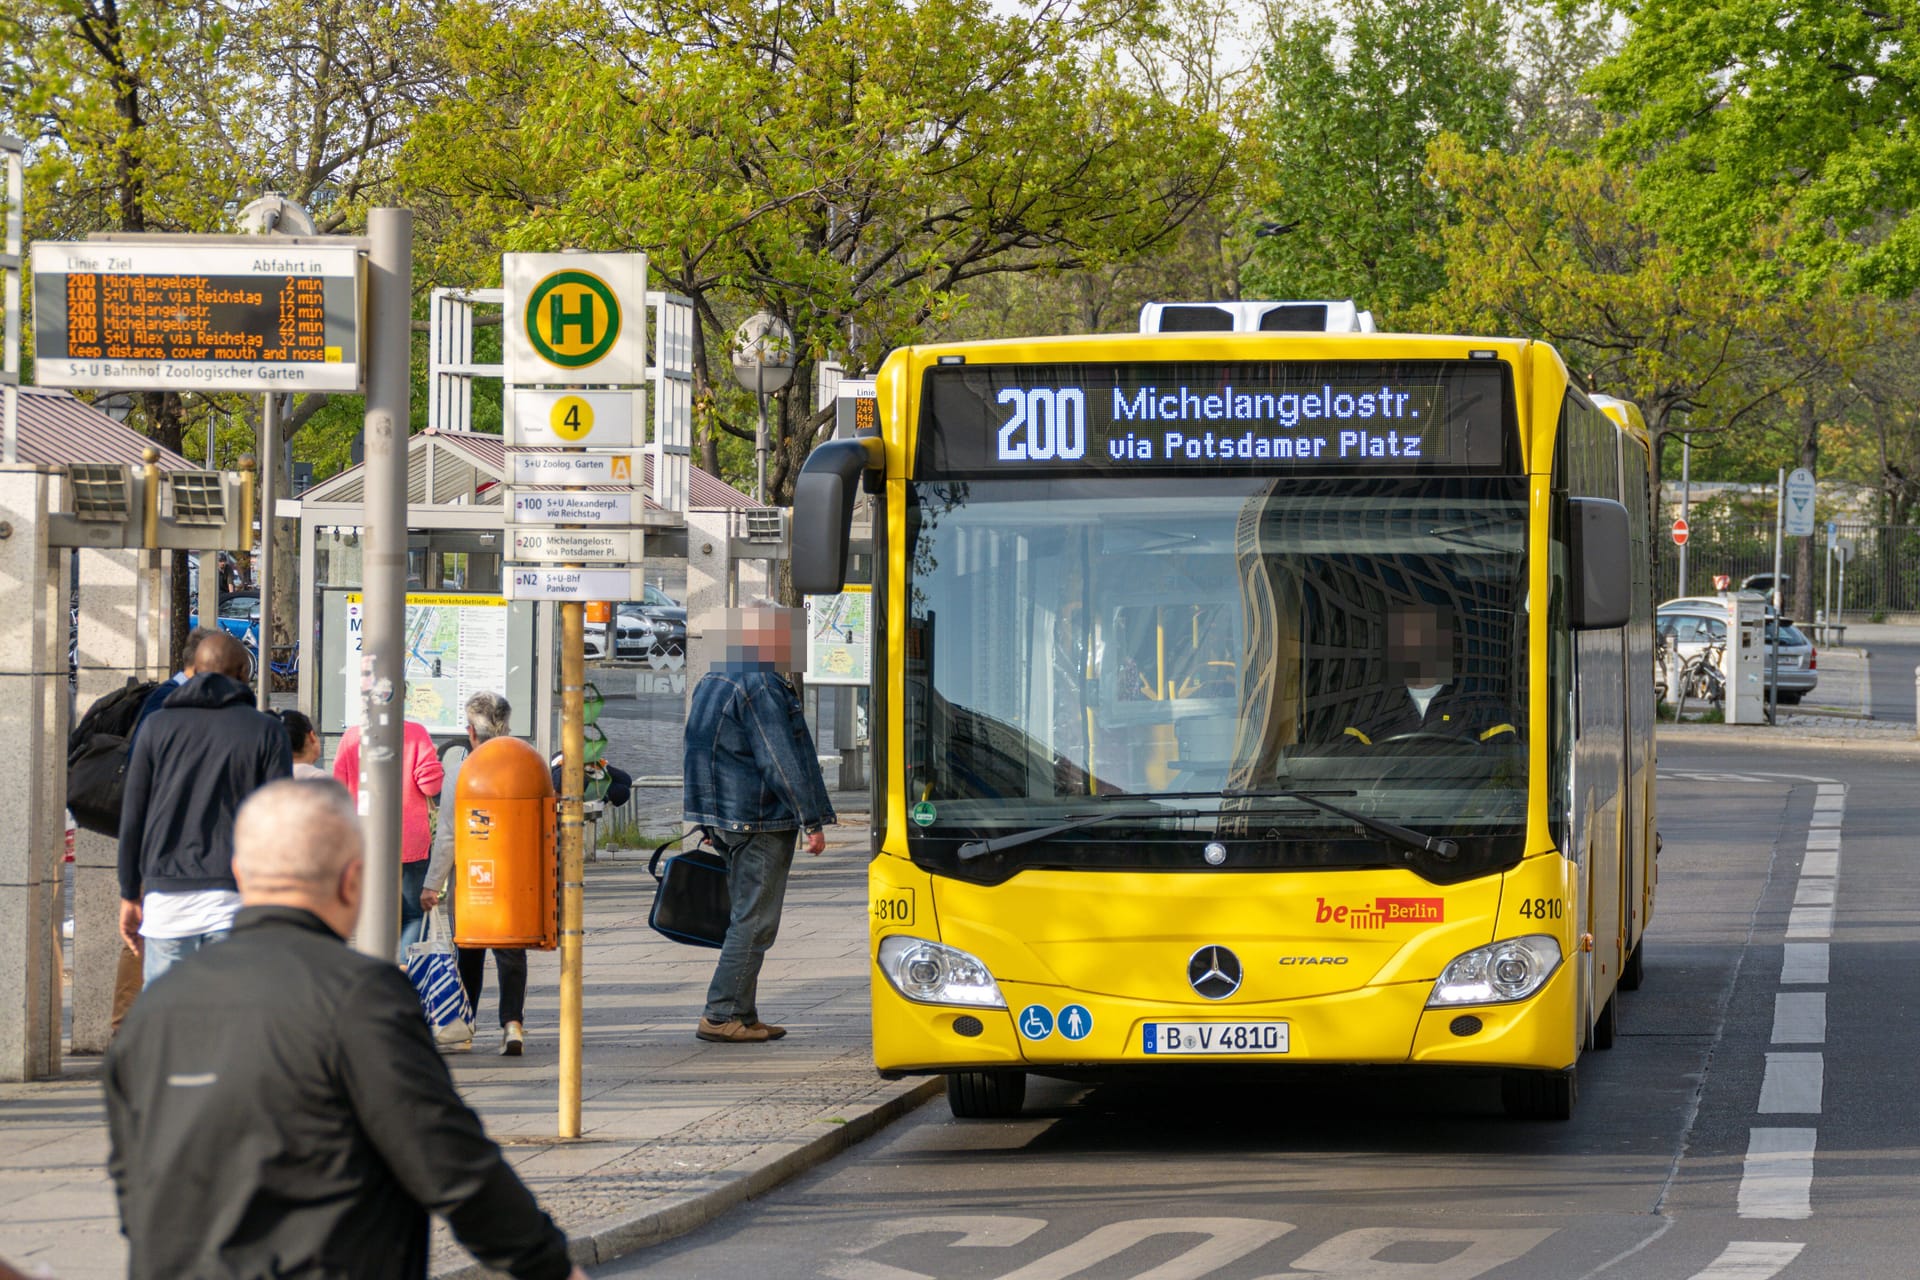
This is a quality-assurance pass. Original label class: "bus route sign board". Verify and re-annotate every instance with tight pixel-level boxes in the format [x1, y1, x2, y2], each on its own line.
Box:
[506, 566, 645, 601]
[505, 450, 637, 486]
[31, 242, 362, 392]
[507, 488, 635, 526]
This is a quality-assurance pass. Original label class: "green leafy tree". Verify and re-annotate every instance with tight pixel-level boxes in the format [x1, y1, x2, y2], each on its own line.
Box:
[1589, 0, 1920, 295]
[1241, 0, 1514, 316]
[402, 0, 1234, 507]
[1414, 138, 1852, 479]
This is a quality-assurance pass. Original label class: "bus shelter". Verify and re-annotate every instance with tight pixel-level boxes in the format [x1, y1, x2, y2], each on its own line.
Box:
[289, 428, 689, 758]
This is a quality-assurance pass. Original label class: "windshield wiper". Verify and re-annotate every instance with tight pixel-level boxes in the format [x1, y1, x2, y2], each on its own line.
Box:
[1221, 788, 1459, 862]
[1133, 788, 1460, 862]
[956, 806, 1199, 860]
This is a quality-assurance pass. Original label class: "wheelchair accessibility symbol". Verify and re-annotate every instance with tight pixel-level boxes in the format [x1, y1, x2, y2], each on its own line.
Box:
[1017, 1004, 1054, 1040]
[1058, 1004, 1093, 1041]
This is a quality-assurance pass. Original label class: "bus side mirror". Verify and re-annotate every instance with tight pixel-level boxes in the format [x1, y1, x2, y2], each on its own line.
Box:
[1569, 496, 1631, 630]
[792, 438, 883, 595]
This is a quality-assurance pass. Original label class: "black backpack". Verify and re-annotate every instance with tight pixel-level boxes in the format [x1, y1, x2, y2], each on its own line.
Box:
[67, 678, 163, 836]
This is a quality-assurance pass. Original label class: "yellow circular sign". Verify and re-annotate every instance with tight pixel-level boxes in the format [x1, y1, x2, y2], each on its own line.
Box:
[525, 270, 620, 368]
[550, 395, 595, 442]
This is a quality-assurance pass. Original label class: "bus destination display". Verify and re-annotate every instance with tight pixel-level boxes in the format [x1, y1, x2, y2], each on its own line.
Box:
[921, 361, 1514, 475]
[31, 243, 363, 393]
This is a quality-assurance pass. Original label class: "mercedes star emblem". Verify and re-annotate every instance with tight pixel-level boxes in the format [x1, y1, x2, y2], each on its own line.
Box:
[1187, 945, 1243, 1000]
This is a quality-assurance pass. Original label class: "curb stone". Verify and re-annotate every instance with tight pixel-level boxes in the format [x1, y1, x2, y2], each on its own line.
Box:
[434, 1077, 943, 1278]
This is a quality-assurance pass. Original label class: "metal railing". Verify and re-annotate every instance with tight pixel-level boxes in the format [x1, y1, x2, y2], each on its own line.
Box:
[1658, 521, 1920, 618]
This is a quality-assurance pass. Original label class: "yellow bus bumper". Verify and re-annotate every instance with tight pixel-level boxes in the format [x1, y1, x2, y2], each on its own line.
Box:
[872, 952, 1578, 1075]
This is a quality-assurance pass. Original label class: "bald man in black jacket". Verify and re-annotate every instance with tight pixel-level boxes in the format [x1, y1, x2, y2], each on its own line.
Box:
[104, 779, 584, 1280]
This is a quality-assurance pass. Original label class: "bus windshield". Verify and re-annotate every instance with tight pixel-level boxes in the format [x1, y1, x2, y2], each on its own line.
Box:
[902, 475, 1530, 884]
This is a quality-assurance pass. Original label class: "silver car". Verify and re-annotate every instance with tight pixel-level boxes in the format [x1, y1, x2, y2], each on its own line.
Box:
[1656, 603, 1817, 703]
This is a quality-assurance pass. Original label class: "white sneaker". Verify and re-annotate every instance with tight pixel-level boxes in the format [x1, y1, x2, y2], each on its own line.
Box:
[501, 1021, 525, 1056]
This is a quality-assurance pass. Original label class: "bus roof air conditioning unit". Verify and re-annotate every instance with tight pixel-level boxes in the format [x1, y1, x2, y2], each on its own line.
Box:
[1140, 300, 1376, 334]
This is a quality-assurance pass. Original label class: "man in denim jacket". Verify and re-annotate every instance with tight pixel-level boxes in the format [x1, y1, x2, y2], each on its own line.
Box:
[683, 604, 835, 1043]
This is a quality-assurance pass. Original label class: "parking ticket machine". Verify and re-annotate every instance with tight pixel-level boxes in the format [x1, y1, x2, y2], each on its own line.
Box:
[1725, 595, 1769, 724]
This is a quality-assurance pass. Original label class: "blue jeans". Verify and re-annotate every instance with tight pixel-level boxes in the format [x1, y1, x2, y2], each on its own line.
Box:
[702, 829, 797, 1024]
[397, 859, 429, 958]
[143, 930, 229, 984]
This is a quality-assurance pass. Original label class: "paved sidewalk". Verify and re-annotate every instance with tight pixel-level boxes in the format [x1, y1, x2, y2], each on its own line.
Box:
[0, 819, 935, 1279]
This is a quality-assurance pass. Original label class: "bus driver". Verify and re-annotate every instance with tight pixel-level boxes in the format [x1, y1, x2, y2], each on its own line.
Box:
[1339, 602, 1516, 748]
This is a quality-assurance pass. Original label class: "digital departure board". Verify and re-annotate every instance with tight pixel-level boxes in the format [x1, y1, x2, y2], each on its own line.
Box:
[32, 243, 363, 392]
[918, 360, 1518, 477]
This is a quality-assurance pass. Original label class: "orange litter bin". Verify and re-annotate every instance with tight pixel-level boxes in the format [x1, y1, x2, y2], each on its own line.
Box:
[451, 735, 558, 950]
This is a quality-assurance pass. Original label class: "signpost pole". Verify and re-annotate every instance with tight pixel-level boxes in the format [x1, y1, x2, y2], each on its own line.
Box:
[1826, 524, 1836, 636]
[755, 392, 768, 505]
[1678, 435, 1691, 597]
[1, 135, 22, 465]
[1769, 467, 1785, 725]
[255, 392, 277, 711]
[558, 599, 585, 1137]
[354, 208, 411, 962]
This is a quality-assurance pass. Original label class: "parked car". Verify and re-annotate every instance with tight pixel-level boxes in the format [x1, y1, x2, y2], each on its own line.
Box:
[618, 586, 686, 656]
[1739, 572, 1789, 597]
[1656, 600, 1817, 703]
[187, 591, 261, 648]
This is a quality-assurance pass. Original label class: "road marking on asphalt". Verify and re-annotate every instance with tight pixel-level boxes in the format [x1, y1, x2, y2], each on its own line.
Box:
[1685, 1240, 1806, 1279]
[1780, 943, 1829, 984]
[1759, 1052, 1825, 1113]
[1771, 993, 1826, 1044]
[1800, 847, 1838, 877]
[1785, 905, 1833, 938]
[1804, 825, 1839, 849]
[1738, 1128, 1817, 1219]
[1792, 880, 1834, 907]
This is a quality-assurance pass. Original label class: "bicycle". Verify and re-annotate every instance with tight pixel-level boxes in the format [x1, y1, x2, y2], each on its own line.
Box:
[244, 638, 300, 692]
[1674, 640, 1726, 719]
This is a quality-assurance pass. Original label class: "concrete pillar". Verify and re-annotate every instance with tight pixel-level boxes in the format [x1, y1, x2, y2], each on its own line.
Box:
[69, 547, 165, 1053]
[0, 465, 69, 1081]
[684, 509, 735, 706]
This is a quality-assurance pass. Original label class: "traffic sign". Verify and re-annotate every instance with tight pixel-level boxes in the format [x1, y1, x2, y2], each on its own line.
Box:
[506, 450, 637, 486]
[507, 388, 640, 449]
[503, 253, 646, 385]
[1671, 518, 1689, 546]
[508, 489, 635, 526]
[1784, 467, 1816, 537]
[1834, 537, 1855, 565]
[508, 527, 643, 565]
[31, 242, 363, 392]
[505, 566, 646, 601]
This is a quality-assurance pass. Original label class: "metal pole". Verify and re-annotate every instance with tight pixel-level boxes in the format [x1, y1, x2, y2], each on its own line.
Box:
[558, 600, 585, 1137]
[1768, 467, 1786, 723]
[354, 207, 411, 961]
[255, 393, 277, 710]
[1825, 530, 1835, 641]
[2, 136, 22, 466]
[754, 391, 768, 505]
[1678, 435, 1691, 597]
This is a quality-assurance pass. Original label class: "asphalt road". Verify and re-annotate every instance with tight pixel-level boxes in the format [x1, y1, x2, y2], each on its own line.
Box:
[595, 736, 1920, 1280]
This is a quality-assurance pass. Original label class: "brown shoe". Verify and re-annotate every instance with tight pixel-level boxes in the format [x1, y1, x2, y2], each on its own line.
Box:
[748, 1020, 788, 1040]
[696, 1017, 772, 1044]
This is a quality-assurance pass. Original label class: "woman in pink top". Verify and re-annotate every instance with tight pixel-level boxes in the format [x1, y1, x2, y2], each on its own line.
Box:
[333, 718, 445, 955]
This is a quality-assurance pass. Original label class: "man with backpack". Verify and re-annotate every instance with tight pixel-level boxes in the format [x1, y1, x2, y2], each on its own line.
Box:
[117, 629, 292, 981]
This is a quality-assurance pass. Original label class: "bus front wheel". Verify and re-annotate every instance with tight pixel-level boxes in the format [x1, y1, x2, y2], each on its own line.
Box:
[947, 1070, 1027, 1119]
[1501, 1067, 1576, 1121]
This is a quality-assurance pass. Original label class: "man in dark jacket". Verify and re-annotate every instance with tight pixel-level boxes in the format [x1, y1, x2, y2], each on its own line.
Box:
[117, 630, 291, 981]
[683, 604, 834, 1044]
[104, 779, 583, 1280]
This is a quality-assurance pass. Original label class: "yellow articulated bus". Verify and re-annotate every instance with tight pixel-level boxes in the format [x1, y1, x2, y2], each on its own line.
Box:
[794, 310, 1657, 1120]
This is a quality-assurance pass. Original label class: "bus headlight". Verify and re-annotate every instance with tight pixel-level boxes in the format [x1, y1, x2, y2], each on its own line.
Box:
[1426, 935, 1562, 1007]
[877, 936, 1007, 1009]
